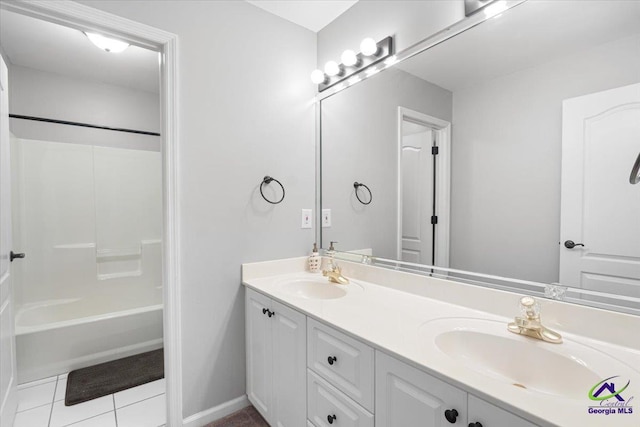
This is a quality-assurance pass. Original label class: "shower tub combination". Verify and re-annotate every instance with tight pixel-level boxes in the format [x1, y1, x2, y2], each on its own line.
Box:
[11, 137, 164, 383]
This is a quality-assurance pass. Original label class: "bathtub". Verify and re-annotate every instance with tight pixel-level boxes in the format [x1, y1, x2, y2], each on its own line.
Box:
[15, 294, 163, 384]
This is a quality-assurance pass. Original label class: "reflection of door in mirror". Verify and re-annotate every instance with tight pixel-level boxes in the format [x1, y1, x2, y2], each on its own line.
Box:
[398, 108, 451, 267]
[560, 83, 640, 305]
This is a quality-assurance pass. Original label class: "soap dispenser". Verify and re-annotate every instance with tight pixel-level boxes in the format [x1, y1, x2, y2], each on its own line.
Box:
[308, 243, 321, 273]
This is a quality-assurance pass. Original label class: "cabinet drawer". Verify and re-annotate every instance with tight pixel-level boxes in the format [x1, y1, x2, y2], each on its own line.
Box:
[307, 319, 374, 411]
[468, 395, 538, 427]
[308, 370, 374, 427]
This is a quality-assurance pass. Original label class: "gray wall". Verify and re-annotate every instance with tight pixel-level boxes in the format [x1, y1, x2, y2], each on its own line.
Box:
[76, 0, 316, 419]
[450, 34, 640, 283]
[317, 0, 463, 67]
[8, 64, 160, 151]
[322, 68, 452, 257]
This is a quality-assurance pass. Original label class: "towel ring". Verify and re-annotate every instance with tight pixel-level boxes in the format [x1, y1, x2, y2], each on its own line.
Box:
[353, 182, 372, 205]
[630, 152, 640, 185]
[260, 176, 285, 204]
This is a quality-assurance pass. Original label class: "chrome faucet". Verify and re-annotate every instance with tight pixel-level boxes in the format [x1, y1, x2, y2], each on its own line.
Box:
[507, 296, 562, 344]
[323, 241, 349, 284]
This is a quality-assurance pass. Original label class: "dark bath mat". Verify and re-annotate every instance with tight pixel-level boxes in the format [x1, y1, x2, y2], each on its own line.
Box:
[65, 348, 164, 406]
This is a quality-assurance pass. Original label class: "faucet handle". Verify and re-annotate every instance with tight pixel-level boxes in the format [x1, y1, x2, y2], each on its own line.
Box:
[329, 241, 338, 251]
[519, 296, 540, 319]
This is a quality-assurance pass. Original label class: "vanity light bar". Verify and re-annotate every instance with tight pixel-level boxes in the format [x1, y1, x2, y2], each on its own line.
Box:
[314, 36, 393, 93]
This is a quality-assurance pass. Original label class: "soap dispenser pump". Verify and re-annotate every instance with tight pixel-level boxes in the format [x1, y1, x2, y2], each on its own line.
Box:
[308, 242, 321, 272]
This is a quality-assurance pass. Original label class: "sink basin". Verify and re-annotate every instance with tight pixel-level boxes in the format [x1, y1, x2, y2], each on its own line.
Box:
[276, 278, 363, 300]
[420, 318, 637, 400]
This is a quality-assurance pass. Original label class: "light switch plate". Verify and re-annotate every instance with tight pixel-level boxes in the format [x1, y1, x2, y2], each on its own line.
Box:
[301, 209, 312, 229]
[322, 209, 331, 228]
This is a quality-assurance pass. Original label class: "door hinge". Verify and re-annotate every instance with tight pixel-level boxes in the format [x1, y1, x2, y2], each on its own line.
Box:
[432, 146, 439, 155]
[431, 215, 438, 225]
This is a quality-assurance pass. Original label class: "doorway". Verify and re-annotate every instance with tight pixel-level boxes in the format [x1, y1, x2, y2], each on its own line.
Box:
[397, 107, 451, 268]
[0, 2, 180, 426]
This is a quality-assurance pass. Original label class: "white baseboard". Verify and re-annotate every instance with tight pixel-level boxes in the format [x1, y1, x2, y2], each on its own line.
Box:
[182, 395, 250, 427]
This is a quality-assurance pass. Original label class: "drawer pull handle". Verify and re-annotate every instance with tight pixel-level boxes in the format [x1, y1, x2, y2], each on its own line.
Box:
[327, 414, 337, 424]
[327, 356, 337, 365]
[444, 409, 459, 423]
[468, 423, 483, 427]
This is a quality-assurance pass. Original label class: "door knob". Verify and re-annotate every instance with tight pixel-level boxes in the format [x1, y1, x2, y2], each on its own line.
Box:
[564, 240, 584, 249]
[10, 251, 25, 262]
[327, 414, 337, 424]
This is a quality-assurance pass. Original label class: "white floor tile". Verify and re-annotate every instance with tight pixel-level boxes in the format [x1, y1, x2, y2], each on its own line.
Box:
[114, 379, 165, 408]
[55, 375, 68, 401]
[50, 395, 114, 427]
[17, 380, 56, 412]
[116, 394, 166, 427]
[17, 375, 57, 389]
[13, 404, 51, 427]
[66, 411, 117, 427]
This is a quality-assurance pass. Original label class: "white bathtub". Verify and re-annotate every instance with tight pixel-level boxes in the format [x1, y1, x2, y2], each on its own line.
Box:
[16, 295, 163, 383]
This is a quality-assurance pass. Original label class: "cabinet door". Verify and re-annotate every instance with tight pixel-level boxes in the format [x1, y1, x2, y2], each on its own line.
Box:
[246, 288, 273, 423]
[376, 351, 467, 427]
[468, 395, 538, 427]
[272, 300, 307, 427]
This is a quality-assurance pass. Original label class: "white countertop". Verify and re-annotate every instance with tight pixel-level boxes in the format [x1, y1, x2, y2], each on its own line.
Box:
[242, 257, 640, 427]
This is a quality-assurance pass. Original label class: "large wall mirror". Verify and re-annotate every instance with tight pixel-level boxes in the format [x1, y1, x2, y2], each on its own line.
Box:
[320, 0, 640, 313]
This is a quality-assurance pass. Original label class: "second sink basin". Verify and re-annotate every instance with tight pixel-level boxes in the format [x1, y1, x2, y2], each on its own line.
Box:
[276, 277, 363, 300]
[420, 317, 638, 400]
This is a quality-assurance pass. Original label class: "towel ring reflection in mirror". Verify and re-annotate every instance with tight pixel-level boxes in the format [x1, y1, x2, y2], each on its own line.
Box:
[354, 182, 372, 205]
[260, 176, 285, 204]
[630, 152, 640, 185]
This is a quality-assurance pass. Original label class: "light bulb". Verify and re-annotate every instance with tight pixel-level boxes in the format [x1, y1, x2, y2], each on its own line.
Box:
[360, 37, 378, 56]
[341, 49, 359, 67]
[310, 69, 326, 84]
[324, 61, 341, 77]
[85, 32, 129, 53]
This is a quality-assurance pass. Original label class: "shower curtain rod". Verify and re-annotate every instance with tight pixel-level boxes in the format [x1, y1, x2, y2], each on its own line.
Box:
[9, 114, 161, 136]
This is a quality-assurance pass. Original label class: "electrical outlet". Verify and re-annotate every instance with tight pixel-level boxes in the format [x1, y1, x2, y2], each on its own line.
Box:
[322, 209, 331, 228]
[301, 209, 312, 229]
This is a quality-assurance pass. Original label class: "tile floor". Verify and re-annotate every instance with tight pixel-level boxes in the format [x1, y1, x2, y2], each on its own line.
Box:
[13, 374, 166, 427]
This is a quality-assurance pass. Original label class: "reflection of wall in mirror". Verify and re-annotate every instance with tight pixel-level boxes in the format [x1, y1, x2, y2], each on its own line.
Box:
[321, 67, 452, 256]
[450, 34, 640, 284]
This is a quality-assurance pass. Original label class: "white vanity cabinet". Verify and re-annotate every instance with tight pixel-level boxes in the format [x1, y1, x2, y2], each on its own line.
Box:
[375, 351, 467, 427]
[245, 287, 539, 427]
[245, 288, 306, 427]
[467, 395, 537, 427]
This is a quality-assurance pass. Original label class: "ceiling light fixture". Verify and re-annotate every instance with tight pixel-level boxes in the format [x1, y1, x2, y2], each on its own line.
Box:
[85, 32, 129, 53]
[310, 36, 393, 93]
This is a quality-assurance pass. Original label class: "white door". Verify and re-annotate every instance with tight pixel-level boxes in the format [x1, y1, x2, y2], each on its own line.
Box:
[245, 288, 273, 423]
[560, 83, 640, 301]
[375, 351, 467, 427]
[400, 124, 435, 265]
[0, 54, 18, 427]
[271, 300, 306, 427]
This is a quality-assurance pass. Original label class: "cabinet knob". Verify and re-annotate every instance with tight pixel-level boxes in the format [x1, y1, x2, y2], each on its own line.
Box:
[262, 308, 268, 315]
[267, 310, 275, 318]
[468, 423, 483, 427]
[444, 409, 459, 423]
[327, 414, 337, 424]
[327, 356, 337, 365]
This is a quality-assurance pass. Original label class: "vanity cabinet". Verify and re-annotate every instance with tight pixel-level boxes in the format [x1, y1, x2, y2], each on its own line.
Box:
[375, 351, 467, 427]
[245, 287, 539, 427]
[467, 395, 537, 427]
[245, 288, 306, 427]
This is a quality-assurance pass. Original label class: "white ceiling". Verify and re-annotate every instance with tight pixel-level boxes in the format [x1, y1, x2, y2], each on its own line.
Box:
[246, 0, 358, 32]
[0, 10, 160, 94]
[398, 0, 640, 92]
